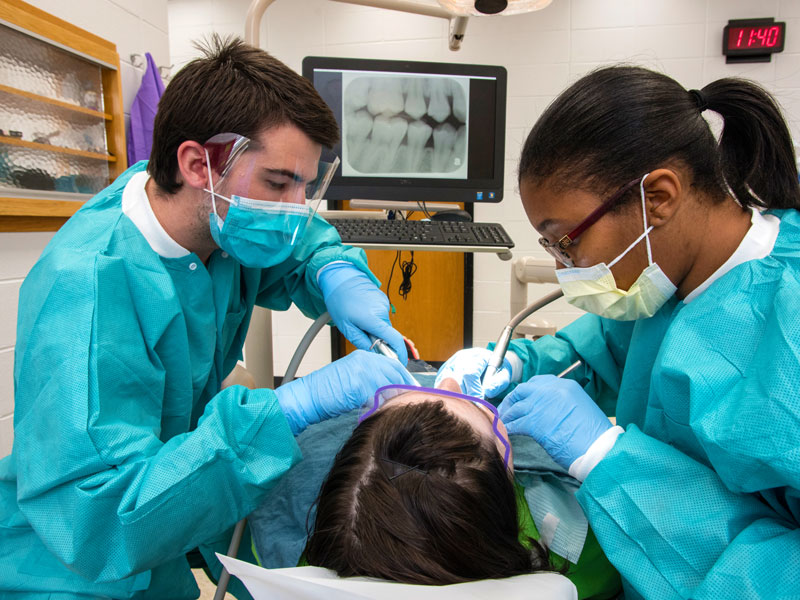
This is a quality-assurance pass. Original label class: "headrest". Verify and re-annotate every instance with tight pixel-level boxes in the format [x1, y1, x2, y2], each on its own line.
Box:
[217, 554, 577, 600]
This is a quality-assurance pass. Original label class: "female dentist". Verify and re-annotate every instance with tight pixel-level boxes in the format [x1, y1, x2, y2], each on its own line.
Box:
[437, 66, 800, 600]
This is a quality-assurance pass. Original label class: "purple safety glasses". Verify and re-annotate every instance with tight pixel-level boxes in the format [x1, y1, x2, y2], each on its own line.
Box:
[360, 384, 512, 468]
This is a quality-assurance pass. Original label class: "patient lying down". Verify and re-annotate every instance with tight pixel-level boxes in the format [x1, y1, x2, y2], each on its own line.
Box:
[249, 379, 621, 599]
[300, 378, 623, 599]
[304, 379, 549, 585]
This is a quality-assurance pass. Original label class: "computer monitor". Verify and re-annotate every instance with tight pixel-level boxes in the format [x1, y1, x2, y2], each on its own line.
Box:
[302, 56, 507, 205]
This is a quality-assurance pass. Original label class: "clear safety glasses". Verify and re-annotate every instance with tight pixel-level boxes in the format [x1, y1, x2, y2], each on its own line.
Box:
[538, 177, 641, 267]
[360, 384, 511, 468]
[203, 132, 340, 242]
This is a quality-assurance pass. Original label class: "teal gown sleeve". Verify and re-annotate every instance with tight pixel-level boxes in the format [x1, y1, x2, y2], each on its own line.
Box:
[578, 427, 797, 600]
[504, 313, 635, 415]
[12, 248, 302, 585]
[575, 233, 800, 600]
[252, 213, 379, 318]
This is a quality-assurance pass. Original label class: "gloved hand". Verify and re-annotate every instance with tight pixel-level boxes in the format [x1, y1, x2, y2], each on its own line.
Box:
[276, 349, 417, 435]
[435, 348, 515, 399]
[497, 374, 612, 470]
[318, 263, 408, 365]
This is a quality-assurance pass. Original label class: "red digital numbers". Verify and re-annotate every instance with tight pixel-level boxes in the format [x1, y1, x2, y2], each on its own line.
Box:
[728, 25, 782, 50]
[723, 20, 785, 60]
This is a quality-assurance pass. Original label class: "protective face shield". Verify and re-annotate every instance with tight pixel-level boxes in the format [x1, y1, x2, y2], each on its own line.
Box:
[555, 173, 677, 320]
[203, 132, 340, 268]
[360, 384, 511, 468]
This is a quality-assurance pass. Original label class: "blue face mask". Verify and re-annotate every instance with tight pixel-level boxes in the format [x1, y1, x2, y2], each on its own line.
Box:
[204, 147, 311, 268]
[207, 194, 311, 268]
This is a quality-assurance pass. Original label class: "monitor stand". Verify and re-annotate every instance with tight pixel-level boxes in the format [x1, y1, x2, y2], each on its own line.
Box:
[348, 198, 461, 212]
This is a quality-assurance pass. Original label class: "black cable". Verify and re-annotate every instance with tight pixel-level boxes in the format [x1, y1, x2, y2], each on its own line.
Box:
[386, 250, 401, 306]
[398, 251, 416, 300]
[416, 201, 433, 219]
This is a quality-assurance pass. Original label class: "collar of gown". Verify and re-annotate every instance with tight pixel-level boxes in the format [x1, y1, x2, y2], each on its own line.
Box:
[121, 170, 191, 258]
[683, 207, 780, 304]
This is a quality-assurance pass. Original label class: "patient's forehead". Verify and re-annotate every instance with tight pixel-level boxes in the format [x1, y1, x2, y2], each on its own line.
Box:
[387, 390, 490, 416]
[384, 390, 512, 467]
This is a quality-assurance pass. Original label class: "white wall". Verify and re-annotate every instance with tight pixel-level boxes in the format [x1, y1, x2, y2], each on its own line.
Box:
[0, 0, 170, 456]
[0, 234, 55, 456]
[169, 0, 800, 375]
[3, 1, 799, 454]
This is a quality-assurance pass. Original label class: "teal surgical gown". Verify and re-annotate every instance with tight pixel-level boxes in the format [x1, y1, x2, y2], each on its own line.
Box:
[505, 209, 800, 599]
[0, 161, 377, 599]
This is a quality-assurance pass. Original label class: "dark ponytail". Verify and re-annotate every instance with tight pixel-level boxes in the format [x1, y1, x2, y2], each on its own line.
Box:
[518, 65, 800, 211]
[701, 78, 800, 209]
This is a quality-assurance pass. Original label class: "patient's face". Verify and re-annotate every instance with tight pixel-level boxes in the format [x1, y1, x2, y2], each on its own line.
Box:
[383, 378, 513, 468]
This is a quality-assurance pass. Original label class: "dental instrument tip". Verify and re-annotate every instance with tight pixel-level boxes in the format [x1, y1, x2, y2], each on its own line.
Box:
[557, 360, 582, 378]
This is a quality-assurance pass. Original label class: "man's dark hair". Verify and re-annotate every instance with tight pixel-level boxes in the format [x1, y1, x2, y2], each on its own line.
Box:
[304, 401, 552, 585]
[148, 34, 339, 194]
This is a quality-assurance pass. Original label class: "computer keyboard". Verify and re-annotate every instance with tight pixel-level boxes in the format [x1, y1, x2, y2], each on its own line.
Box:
[326, 218, 514, 249]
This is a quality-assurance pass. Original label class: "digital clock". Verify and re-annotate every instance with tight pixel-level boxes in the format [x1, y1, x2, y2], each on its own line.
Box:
[723, 18, 786, 63]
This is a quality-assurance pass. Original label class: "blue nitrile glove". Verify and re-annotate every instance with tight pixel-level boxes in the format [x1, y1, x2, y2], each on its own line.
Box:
[275, 349, 417, 435]
[497, 374, 612, 470]
[435, 348, 515, 399]
[318, 263, 408, 365]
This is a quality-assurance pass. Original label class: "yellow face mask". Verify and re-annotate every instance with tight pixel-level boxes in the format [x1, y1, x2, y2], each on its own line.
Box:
[554, 174, 677, 321]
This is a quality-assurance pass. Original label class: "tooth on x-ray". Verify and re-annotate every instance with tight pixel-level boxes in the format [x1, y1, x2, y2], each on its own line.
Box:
[401, 120, 433, 172]
[404, 79, 427, 120]
[345, 109, 374, 169]
[347, 109, 374, 142]
[367, 78, 405, 116]
[427, 79, 451, 123]
[357, 114, 390, 172]
[344, 78, 371, 112]
[356, 115, 407, 173]
[451, 82, 467, 123]
[378, 116, 409, 172]
[432, 123, 457, 172]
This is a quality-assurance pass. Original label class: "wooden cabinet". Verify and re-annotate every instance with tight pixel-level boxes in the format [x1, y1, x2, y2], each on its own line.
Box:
[335, 205, 472, 364]
[0, 0, 126, 232]
[340, 247, 470, 363]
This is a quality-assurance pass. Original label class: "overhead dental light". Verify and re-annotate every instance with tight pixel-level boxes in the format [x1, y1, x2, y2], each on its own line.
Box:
[437, 0, 553, 16]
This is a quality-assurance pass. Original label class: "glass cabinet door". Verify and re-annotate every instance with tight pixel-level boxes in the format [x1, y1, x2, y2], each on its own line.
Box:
[0, 22, 117, 198]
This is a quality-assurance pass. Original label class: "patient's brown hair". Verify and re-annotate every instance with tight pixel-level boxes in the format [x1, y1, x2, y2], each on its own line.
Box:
[304, 400, 552, 585]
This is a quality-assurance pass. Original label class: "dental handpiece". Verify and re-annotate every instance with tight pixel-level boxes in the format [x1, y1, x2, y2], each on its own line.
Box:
[482, 289, 565, 383]
[368, 334, 400, 362]
[557, 360, 582, 378]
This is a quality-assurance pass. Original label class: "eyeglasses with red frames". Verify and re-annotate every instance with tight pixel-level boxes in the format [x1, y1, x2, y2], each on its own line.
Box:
[538, 177, 642, 267]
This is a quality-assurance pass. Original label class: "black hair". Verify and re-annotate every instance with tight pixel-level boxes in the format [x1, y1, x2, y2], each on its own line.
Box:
[518, 65, 800, 211]
[304, 400, 553, 585]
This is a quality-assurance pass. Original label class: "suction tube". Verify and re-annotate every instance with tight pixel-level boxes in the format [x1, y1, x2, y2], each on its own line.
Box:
[483, 289, 564, 382]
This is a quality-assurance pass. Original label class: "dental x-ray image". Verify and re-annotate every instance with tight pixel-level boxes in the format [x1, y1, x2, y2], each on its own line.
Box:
[341, 75, 469, 179]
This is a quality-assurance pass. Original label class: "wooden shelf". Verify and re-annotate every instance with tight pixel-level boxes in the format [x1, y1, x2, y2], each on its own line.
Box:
[0, 216, 69, 232]
[0, 191, 86, 231]
[0, 83, 111, 120]
[0, 135, 115, 161]
[0, 196, 84, 217]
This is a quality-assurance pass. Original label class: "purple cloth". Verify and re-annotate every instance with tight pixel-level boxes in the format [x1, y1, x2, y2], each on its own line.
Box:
[127, 52, 165, 165]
